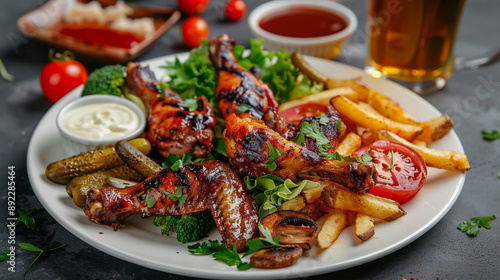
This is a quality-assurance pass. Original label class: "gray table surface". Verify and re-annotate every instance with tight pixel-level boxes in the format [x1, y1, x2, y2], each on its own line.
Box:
[1, 0, 499, 279]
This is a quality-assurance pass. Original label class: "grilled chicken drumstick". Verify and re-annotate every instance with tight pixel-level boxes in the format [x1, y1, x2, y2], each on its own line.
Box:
[223, 113, 377, 193]
[126, 62, 216, 158]
[84, 160, 259, 252]
[209, 34, 279, 119]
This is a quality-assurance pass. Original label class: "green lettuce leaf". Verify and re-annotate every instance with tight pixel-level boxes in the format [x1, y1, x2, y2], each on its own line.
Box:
[244, 175, 319, 218]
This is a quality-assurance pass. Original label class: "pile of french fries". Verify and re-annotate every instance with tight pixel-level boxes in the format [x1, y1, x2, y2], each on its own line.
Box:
[277, 74, 471, 249]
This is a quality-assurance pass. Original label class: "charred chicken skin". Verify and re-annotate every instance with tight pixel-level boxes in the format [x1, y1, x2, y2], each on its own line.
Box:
[126, 62, 216, 158]
[223, 113, 377, 193]
[209, 34, 279, 119]
[262, 106, 346, 154]
[84, 160, 259, 252]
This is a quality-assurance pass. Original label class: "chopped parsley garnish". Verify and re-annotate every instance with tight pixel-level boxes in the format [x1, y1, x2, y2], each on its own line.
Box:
[184, 98, 198, 112]
[236, 103, 252, 114]
[146, 194, 156, 208]
[354, 152, 373, 163]
[458, 215, 496, 237]
[300, 121, 330, 151]
[299, 120, 371, 163]
[243, 222, 285, 257]
[188, 240, 252, 270]
[482, 130, 499, 141]
[292, 132, 305, 146]
[265, 141, 283, 171]
[318, 115, 330, 125]
[164, 186, 187, 204]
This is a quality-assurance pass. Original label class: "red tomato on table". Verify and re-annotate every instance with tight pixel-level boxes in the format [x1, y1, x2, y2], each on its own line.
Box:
[279, 103, 328, 123]
[40, 51, 88, 103]
[181, 16, 209, 48]
[225, 0, 247, 22]
[177, 0, 210, 15]
[354, 140, 427, 204]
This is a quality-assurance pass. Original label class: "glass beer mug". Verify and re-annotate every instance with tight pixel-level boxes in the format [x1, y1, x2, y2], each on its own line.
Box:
[365, 0, 500, 95]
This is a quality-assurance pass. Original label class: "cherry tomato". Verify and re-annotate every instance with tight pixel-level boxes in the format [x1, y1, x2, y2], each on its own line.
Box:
[354, 140, 427, 204]
[279, 103, 328, 123]
[177, 0, 210, 15]
[181, 16, 209, 48]
[225, 0, 247, 22]
[40, 51, 88, 103]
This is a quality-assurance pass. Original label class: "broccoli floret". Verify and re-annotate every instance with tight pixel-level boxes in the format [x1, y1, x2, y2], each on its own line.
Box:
[154, 215, 181, 236]
[153, 211, 214, 243]
[81, 65, 125, 96]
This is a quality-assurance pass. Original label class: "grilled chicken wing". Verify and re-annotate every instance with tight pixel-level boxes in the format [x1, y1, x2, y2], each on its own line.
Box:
[223, 113, 377, 193]
[84, 160, 259, 252]
[209, 34, 279, 119]
[126, 62, 216, 158]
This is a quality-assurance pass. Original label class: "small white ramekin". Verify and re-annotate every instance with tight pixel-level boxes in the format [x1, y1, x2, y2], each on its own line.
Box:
[248, 0, 358, 59]
[56, 95, 146, 156]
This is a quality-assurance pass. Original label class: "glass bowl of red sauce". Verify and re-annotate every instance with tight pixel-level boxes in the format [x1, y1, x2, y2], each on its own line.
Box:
[248, 0, 357, 59]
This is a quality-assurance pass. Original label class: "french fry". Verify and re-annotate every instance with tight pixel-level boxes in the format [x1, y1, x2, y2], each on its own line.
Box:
[326, 78, 371, 102]
[278, 195, 306, 211]
[331, 95, 423, 141]
[376, 130, 471, 171]
[336, 132, 362, 156]
[320, 185, 406, 221]
[317, 209, 350, 249]
[355, 214, 375, 241]
[302, 186, 325, 204]
[415, 114, 455, 144]
[366, 91, 420, 125]
[278, 87, 358, 112]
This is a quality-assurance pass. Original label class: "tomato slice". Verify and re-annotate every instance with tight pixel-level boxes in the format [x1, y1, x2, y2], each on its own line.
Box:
[354, 140, 427, 204]
[279, 103, 328, 123]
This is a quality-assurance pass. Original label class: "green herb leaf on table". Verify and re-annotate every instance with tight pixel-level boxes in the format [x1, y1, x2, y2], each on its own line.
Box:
[458, 215, 496, 237]
[164, 186, 187, 204]
[265, 141, 283, 171]
[13, 208, 44, 231]
[19, 243, 66, 269]
[482, 130, 499, 141]
[0, 250, 10, 261]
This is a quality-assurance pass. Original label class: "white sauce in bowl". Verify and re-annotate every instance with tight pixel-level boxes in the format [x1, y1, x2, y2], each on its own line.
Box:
[62, 103, 140, 140]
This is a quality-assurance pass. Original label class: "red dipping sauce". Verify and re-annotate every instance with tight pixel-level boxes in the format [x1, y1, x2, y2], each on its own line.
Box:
[59, 24, 144, 49]
[259, 7, 347, 38]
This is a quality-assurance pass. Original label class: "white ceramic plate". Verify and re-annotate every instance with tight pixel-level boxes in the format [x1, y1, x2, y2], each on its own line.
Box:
[27, 54, 466, 279]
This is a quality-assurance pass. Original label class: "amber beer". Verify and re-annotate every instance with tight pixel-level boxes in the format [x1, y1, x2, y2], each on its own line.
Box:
[366, 0, 466, 83]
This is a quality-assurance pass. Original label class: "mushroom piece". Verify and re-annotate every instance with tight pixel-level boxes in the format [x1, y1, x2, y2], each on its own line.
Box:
[250, 245, 303, 269]
[260, 210, 318, 250]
